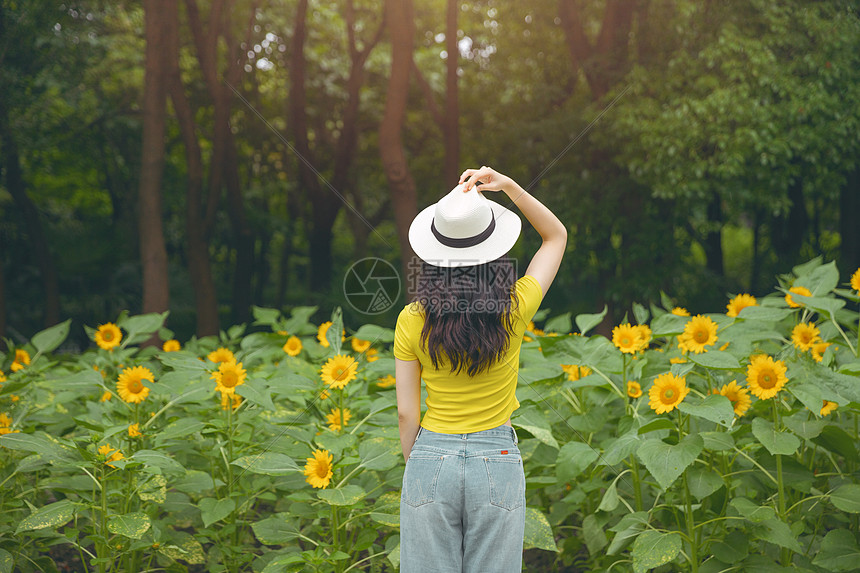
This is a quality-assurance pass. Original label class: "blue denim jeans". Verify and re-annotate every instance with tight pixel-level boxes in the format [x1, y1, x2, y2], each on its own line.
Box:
[399, 424, 526, 572]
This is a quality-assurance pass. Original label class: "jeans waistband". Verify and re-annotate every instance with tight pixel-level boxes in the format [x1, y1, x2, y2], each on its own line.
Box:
[418, 424, 518, 445]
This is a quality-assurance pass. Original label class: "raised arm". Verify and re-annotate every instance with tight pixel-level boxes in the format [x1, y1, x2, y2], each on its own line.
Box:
[459, 166, 567, 295]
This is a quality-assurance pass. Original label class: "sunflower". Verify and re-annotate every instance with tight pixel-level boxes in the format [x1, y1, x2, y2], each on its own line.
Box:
[207, 347, 235, 364]
[10, 349, 31, 372]
[717, 380, 751, 416]
[100, 391, 112, 402]
[94, 323, 122, 351]
[377, 375, 396, 388]
[811, 341, 832, 363]
[791, 323, 821, 351]
[211, 360, 247, 395]
[527, 321, 536, 332]
[561, 364, 591, 381]
[820, 400, 838, 416]
[351, 338, 371, 353]
[0, 413, 11, 427]
[726, 294, 758, 318]
[0, 370, 5, 384]
[320, 355, 358, 390]
[317, 322, 346, 348]
[99, 443, 124, 468]
[319, 390, 330, 400]
[220, 392, 242, 411]
[785, 286, 811, 308]
[304, 449, 334, 489]
[612, 324, 642, 354]
[670, 356, 687, 364]
[627, 381, 642, 398]
[162, 339, 181, 352]
[128, 423, 142, 438]
[365, 348, 379, 362]
[635, 325, 652, 349]
[648, 373, 689, 414]
[283, 336, 303, 357]
[746, 355, 788, 400]
[671, 307, 690, 317]
[851, 268, 860, 293]
[117, 366, 154, 404]
[326, 408, 352, 432]
[679, 315, 718, 354]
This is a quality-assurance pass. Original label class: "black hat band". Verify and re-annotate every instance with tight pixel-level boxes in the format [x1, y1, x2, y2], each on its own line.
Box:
[430, 211, 496, 248]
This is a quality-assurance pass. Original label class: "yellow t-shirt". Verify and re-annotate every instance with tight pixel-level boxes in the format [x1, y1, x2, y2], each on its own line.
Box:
[393, 274, 544, 433]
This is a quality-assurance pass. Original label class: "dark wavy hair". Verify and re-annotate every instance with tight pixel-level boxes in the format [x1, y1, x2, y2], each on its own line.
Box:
[413, 256, 520, 377]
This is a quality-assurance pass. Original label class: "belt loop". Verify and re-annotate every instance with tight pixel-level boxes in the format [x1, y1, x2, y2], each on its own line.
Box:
[416, 426, 424, 440]
[511, 426, 518, 445]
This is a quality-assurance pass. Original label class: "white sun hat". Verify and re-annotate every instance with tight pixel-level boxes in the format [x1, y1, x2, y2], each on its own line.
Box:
[408, 183, 522, 268]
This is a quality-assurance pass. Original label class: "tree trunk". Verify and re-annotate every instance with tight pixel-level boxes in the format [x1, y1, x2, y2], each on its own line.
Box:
[771, 175, 808, 265]
[380, 0, 419, 297]
[167, 0, 219, 336]
[444, 0, 460, 185]
[139, 0, 171, 321]
[0, 106, 61, 328]
[703, 194, 724, 276]
[840, 167, 860, 273]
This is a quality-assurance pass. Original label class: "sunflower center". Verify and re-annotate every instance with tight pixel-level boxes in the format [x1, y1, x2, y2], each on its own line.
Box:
[662, 389, 675, 402]
[760, 372, 775, 389]
[128, 379, 143, 393]
[222, 371, 238, 388]
[315, 463, 329, 478]
[333, 367, 346, 379]
[103, 332, 114, 341]
[622, 337, 631, 346]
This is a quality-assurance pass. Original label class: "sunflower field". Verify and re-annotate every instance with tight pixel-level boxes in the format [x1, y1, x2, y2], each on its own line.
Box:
[2, 257, 860, 572]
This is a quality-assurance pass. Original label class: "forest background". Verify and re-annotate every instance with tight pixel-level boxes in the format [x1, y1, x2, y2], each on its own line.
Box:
[1, 0, 859, 348]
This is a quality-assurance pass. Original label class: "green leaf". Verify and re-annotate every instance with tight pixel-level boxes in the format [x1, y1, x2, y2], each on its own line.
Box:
[512, 407, 559, 449]
[261, 553, 306, 572]
[597, 480, 620, 512]
[136, 473, 167, 503]
[601, 431, 641, 465]
[544, 312, 572, 334]
[31, 319, 71, 355]
[575, 306, 607, 336]
[556, 442, 599, 482]
[729, 497, 776, 523]
[737, 306, 793, 322]
[0, 548, 12, 573]
[155, 418, 207, 444]
[358, 437, 400, 471]
[251, 306, 281, 327]
[0, 432, 79, 464]
[232, 453, 300, 475]
[251, 513, 300, 545]
[160, 531, 205, 564]
[637, 418, 675, 435]
[787, 382, 824, 419]
[120, 312, 169, 346]
[751, 418, 800, 456]
[317, 485, 366, 506]
[830, 484, 860, 513]
[198, 497, 236, 528]
[636, 434, 704, 490]
[327, 307, 345, 353]
[582, 514, 608, 555]
[132, 450, 186, 475]
[352, 324, 395, 343]
[107, 512, 151, 539]
[607, 512, 649, 555]
[236, 379, 276, 411]
[687, 351, 741, 370]
[678, 394, 735, 427]
[523, 507, 558, 551]
[631, 530, 681, 573]
[812, 529, 860, 571]
[812, 425, 859, 463]
[632, 303, 650, 327]
[753, 517, 802, 553]
[686, 467, 724, 500]
[16, 499, 75, 534]
[700, 431, 734, 451]
[802, 260, 840, 295]
[711, 530, 749, 564]
[650, 313, 688, 336]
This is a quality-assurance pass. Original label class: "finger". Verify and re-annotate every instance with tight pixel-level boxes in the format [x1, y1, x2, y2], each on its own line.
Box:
[464, 168, 490, 191]
[459, 169, 478, 185]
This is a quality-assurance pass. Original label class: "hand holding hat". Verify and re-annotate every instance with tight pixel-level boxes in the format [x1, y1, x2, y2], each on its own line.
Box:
[458, 165, 513, 195]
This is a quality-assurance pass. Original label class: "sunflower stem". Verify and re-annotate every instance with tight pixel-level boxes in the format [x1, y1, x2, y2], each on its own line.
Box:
[678, 410, 698, 573]
[772, 399, 790, 566]
[630, 454, 643, 512]
[99, 464, 108, 573]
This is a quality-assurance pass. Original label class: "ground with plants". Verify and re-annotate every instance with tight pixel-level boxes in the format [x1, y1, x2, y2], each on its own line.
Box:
[2, 257, 860, 572]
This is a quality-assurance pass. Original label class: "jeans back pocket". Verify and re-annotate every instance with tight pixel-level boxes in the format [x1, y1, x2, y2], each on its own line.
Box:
[484, 455, 524, 510]
[402, 453, 445, 507]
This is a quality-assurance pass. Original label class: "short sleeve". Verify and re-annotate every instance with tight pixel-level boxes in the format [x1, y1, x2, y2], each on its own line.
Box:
[515, 275, 544, 325]
[393, 305, 419, 361]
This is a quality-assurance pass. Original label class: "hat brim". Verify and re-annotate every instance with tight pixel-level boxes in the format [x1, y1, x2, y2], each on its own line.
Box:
[408, 199, 522, 268]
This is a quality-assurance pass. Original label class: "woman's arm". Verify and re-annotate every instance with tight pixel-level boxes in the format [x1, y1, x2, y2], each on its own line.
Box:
[459, 166, 567, 294]
[395, 358, 422, 461]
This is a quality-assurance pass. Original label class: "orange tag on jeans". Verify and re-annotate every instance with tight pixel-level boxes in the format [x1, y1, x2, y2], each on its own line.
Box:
[501, 450, 508, 455]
